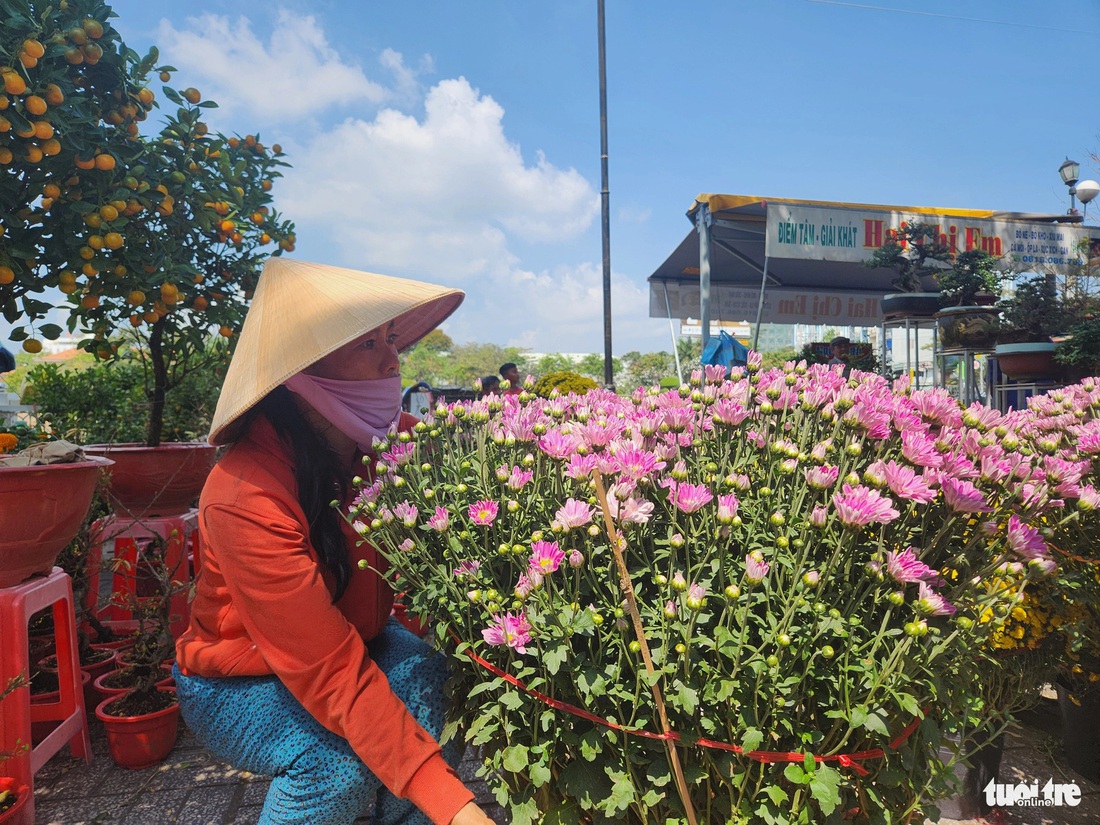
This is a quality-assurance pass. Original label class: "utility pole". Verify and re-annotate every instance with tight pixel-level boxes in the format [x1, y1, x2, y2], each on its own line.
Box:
[597, 0, 613, 389]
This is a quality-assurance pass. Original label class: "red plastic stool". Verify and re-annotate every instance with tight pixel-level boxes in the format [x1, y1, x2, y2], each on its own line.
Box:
[0, 567, 93, 825]
[87, 510, 198, 640]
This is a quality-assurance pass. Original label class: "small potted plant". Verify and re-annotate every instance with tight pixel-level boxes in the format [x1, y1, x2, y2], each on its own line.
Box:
[867, 221, 952, 318]
[93, 530, 183, 769]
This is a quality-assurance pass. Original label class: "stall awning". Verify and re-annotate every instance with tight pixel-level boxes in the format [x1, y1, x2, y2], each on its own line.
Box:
[648, 194, 1093, 331]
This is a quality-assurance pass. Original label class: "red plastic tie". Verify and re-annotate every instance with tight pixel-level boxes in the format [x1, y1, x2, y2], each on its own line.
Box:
[454, 634, 922, 776]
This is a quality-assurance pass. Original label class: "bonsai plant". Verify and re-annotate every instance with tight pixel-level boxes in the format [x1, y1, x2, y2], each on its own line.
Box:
[867, 221, 952, 318]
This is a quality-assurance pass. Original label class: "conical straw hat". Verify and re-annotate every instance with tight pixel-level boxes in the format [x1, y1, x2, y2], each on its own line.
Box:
[208, 258, 464, 445]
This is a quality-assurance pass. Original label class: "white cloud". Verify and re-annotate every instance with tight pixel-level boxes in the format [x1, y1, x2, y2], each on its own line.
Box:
[155, 10, 388, 120]
[148, 10, 664, 353]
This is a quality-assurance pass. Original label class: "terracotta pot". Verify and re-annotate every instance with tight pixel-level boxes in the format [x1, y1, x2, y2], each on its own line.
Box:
[0, 777, 30, 824]
[38, 648, 114, 716]
[96, 687, 180, 770]
[0, 457, 113, 588]
[82, 442, 217, 518]
[994, 342, 1059, 382]
[881, 292, 941, 320]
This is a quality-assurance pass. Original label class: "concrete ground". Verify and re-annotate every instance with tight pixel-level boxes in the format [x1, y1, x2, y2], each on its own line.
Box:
[29, 696, 1099, 824]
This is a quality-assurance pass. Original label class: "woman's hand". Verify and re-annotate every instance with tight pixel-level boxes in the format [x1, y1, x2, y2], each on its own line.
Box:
[450, 800, 499, 825]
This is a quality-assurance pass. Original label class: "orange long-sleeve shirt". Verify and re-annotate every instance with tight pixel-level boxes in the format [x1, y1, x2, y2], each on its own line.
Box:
[175, 414, 473, 825]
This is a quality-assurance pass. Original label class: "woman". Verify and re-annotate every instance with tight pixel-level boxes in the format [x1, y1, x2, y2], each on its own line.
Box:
[174, 258, 498, 825]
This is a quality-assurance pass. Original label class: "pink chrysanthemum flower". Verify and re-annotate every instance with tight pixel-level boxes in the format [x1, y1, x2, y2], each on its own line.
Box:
[529, 540, 565, 575]
[514, 572, 542, 598]
[393, 501, 418, 527]
[427, 506, 450, 532]
[745, 553, 770, 585]
[482, 612, 532, 654]
[716, 494, 739, 524]
[469, 499, 499, 526]
[711, 398, 750, 427]
[454, 560, 481, 579]
[1006, 515, 1048, 560]
[916, 581, 956, 616]
[620, 497, 654, 525]
[832, 484, 900, 528]
[805, 465, 839, 490]
[555, 498, 593, 530]
[941, 477, 992, 513]
[882, 461, 936, 504]
[901, 430, 944, 469]
[398, 538, 415, 552]
[612, 447, 666, 482]
[568, 549, 584, 568]
[506, 466, 534, 490]
[564, 453, 599, 480]
[1079, 484, 1100, 510]
[810, 505, 828, 528]
[668, 482, 714, 514]
[884, 548, 939, 584]
[538, 431, 582, 460]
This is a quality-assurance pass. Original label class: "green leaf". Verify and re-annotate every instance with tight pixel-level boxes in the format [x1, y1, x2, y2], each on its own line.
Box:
[640, 788, 663, 808]
[544, 643, 568, 676]
[764, 785, 789, 806]
[601, 775, 636, 817]
[560, 760, 613, 808]
[673, 680, 699, 715]
[895, 691, 921, 719]
[863, 710, 889, 737]
[509, 797, 540, 825]
[529, 761, 552, 788]
[502, 744, 529, 772]
[850, 706, 868, 728]
[498, 690, 524, 711]
[740, 727, 764, 754]
[783, 763, 807, 784]
[808, 764, 843, 815]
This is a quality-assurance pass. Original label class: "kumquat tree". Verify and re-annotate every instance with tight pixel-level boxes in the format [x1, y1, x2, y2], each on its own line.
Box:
[0, 0, 295, 445]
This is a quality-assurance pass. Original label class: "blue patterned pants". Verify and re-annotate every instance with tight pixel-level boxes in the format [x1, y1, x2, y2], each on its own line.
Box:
[174, 619, 454, 825]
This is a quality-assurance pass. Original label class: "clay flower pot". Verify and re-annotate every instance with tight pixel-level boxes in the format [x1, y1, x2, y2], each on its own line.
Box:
[994, 342, 1059, 382]
[95, 687, 180, 770]
[82, 442, 217, 518]
[0, 458, 112, 588]
[0, 777, 30, 824]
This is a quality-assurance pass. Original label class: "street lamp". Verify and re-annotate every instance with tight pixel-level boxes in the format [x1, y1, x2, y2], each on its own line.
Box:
[1059, 157, 1081, 214]
[1077, 179, 1100, 222]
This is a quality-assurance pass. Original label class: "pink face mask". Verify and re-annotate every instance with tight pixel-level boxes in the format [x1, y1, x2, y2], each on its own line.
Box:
[284, 372, 403, 453]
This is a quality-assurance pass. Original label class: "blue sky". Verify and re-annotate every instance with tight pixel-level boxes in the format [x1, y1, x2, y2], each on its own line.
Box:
[15, 1, 1100, 354]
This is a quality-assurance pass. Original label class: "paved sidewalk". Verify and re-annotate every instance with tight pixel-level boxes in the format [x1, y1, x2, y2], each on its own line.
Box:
[30, 697, 1099, 824]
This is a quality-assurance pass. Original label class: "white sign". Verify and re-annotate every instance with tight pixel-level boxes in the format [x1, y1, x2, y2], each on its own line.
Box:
[984, 778, 1081, 807]
[765, 204, 1094, 274]
[652, 281, 883, 326]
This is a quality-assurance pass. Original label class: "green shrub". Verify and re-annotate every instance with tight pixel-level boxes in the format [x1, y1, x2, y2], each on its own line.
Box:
[533, 370, 599, 397]
[23, 354, 224, 445]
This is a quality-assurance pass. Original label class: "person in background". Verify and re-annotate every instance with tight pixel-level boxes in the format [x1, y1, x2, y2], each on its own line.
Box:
[827, 336, 851, 366]
[0, 344, 15, 374]
[173, 258, 497, 825]
[499, 362, 522, 395]
[479, 375, 500, 396]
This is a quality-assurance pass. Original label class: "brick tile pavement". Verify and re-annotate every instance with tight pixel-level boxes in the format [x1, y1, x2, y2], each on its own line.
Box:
[28, 698, 1098, 824]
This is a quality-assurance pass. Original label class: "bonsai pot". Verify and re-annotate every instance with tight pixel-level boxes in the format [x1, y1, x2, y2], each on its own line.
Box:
[881, 292, 941, 320]
[0, 457, 113, 588]
[29, 669, 91, 744]
[0, 777, 30, 824]
[83, 442, 217, 518]
[935, 306, 999, 349]
[994, 342, 1059, 382]
[935, 730, 1005, 819]
[95, 687, 180, 770]
[92, 668, 173, 705]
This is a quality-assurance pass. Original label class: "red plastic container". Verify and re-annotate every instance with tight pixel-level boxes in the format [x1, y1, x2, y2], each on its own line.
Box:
[95, 687, 180, 770]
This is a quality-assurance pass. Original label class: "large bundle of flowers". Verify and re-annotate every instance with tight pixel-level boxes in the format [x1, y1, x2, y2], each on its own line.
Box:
[348, 359, 1062, 824]
[1003, 383, 1100, 694]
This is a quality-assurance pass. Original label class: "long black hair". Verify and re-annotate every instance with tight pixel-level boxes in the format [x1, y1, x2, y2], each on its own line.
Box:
[252, 385, 351, 601]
